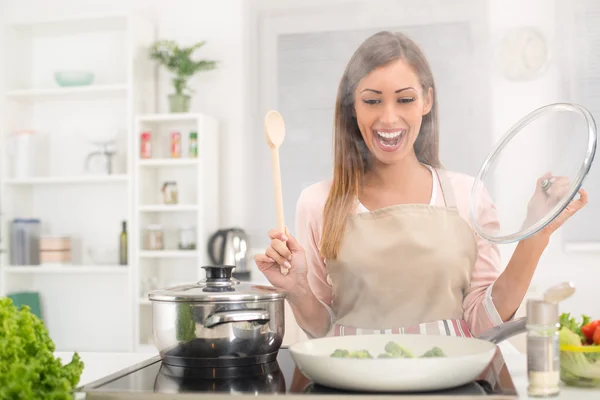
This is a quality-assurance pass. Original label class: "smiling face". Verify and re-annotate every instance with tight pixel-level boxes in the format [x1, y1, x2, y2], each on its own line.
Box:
[354, 58, 433, 166]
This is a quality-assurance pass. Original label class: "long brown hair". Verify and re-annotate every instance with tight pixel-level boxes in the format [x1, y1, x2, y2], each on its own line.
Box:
[320, 31, 441, 260]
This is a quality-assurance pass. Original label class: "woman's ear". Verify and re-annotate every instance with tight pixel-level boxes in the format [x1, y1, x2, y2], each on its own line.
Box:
[422, 87, 433, 116]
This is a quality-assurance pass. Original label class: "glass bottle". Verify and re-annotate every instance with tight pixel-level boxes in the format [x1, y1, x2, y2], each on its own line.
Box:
[526, 299, 560, 397]
[119, 220, 128, 265]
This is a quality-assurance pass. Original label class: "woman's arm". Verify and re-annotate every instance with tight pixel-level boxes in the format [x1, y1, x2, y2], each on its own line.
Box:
[287, 185, 336, 338]
[492, 188, 588, 320]
[491, 237, 547, 321]
[464, 182, 588, 335]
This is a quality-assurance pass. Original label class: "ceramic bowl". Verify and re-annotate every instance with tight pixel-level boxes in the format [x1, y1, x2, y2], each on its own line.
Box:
[560, 344, 600, 387]
[54, 71, 95, 87]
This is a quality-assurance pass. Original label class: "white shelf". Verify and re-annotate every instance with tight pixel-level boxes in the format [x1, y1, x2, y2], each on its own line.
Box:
[138, 159, 198, 167]
[6, 84, 128, 99]
[139, 250, 199, 259]
[138, 298, 151, 305]
[3, 265, 129, 274]
[136, 113, 205, 123]
[7, 14, 129, 35]
[139, 204, 198, 212]
[4, 175, 129, 185]
[1, 12, 157, 353]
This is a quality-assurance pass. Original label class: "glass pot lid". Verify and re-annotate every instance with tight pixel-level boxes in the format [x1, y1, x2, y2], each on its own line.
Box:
[148, 265, 287, 302]
[470, 103, 597, 244]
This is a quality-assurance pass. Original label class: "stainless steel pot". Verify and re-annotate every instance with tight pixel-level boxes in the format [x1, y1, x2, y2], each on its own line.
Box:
[148, 265, 287, 368]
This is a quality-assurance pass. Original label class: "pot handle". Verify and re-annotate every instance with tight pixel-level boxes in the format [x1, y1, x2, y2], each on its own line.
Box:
[204, 309, 270, 328]
[475, 316, 527, 344]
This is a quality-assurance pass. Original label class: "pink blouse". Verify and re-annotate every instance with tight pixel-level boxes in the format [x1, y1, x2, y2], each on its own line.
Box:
[294, 168, 505, 337]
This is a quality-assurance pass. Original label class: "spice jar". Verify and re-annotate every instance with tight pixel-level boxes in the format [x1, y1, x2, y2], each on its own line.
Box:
[162, 181, 178, 204]
[170, 132, 181, 158]
[526, 299, 560, 397]
[189, 131, 198, 158]
[140, 132, 152, 159]
[145, 225, 164, 250]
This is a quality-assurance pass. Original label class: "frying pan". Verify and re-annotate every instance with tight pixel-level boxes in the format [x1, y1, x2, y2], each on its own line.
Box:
[289, 317, 526, 392]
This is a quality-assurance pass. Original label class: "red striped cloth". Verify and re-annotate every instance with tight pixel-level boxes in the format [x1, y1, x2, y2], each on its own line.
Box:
[332, 319, 473, 337]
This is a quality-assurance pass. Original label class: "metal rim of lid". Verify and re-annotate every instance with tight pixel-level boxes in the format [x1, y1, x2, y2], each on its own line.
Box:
[148, 265, 287, 302]
[469, 102, 597, 244]
[148, 284, 287, 302]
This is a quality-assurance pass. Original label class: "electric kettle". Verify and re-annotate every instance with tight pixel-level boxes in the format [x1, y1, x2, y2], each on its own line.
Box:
[207, 228, 248, 272]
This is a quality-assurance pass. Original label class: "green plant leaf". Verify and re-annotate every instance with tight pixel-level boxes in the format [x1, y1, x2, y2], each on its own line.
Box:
[148, 39, 218, 95]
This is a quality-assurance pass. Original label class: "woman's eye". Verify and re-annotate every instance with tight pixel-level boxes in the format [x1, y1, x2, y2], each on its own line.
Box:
[362, 99, 380, 105]
[398, 98, 415, 104]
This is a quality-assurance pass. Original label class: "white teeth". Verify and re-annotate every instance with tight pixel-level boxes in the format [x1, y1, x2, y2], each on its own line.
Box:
[376, 130, 404, 139]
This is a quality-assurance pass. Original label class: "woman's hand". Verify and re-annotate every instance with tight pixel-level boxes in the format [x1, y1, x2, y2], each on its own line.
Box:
[525, 172, 588, 244]
[524, 172, 570, 229]
[254, 227, 309, 294]
[538, 187, 588, 237]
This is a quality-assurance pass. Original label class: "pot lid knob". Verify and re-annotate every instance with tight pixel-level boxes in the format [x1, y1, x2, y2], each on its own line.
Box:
[202, 265, 235, 282]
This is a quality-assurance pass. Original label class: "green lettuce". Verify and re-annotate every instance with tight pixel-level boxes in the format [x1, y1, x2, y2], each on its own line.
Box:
[0, 297, 84, 399]
[559, 312, 591, 343]
[559, 327, 600, 386]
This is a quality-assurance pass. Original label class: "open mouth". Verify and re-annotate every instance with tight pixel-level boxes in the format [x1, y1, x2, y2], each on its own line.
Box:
[373, 129, 406, 152]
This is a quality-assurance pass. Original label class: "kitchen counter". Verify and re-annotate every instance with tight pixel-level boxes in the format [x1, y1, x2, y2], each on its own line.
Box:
[55, 350, 599, 399]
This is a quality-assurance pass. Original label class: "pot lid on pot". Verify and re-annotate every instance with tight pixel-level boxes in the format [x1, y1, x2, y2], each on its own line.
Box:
[148, 265, 287, 302]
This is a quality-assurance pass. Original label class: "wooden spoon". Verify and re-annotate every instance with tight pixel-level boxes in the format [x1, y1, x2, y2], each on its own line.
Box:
[264, 110, 289, 276]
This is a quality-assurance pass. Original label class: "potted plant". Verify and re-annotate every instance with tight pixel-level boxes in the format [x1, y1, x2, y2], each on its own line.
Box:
[149, 40, 218, 113]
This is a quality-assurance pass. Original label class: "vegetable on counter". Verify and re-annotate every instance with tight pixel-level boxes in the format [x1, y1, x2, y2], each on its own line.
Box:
[330, 341, 446, 359]
[558, 312, 600, 387]
[0, 297, 84, 399]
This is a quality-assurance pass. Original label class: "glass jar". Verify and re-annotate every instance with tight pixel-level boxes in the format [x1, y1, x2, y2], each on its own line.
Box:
[162, 181, 178, 204]
[526, 299, 560, 397]
[145, 225, 164, 250]
[178, 226, 196, 250]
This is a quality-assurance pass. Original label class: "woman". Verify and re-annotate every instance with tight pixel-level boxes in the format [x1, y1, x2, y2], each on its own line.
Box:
[255, 31, 588, 340]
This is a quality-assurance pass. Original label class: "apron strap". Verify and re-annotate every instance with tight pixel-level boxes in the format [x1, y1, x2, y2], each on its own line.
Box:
[434, 168, 457, 209]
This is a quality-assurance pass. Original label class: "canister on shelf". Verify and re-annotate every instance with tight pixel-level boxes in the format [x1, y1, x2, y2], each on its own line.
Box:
[162, 181, 178, 204]
[189, 131, 198, 158]
[170, 131, 181, 158]
[178, 226, 196, 250]
[145, 225, 164, 250]
[141, 132, 152, 159]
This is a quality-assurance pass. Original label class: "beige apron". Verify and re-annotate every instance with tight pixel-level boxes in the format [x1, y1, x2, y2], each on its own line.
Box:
[327, 168, 479, 337]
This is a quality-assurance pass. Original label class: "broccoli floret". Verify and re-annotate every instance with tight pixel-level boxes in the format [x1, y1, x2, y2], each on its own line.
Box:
[420, 346, 447, 357]
[330, 349, 350, 358]
[378, 353, 393, 358]
[348, 350, 373, 359]
[384, 341, 414, 358]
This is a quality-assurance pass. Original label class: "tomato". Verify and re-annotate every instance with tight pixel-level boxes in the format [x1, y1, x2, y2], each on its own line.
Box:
[594, 326, 600, 346]
[582, 320, 600, 340]
[593, 326, 600, 345]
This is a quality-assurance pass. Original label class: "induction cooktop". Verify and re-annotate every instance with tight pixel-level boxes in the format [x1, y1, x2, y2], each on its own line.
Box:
[78, 346, 518, 399]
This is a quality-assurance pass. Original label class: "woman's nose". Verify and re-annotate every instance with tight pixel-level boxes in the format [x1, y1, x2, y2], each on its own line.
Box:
[379, 104, 399, 125]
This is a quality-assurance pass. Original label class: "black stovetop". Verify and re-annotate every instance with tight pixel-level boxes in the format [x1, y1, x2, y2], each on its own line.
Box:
[79, 347, 518, 398]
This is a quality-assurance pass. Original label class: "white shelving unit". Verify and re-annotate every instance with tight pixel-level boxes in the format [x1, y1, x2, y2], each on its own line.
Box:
[133, 113, 219, 350]
[0, 13, 156, 352]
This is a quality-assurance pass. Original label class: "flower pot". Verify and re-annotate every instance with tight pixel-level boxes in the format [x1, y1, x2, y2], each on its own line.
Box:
[169, 94, 191, 113]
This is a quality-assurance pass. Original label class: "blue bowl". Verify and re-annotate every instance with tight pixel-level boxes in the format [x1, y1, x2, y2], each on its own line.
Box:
[54, 71, 95, 87]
